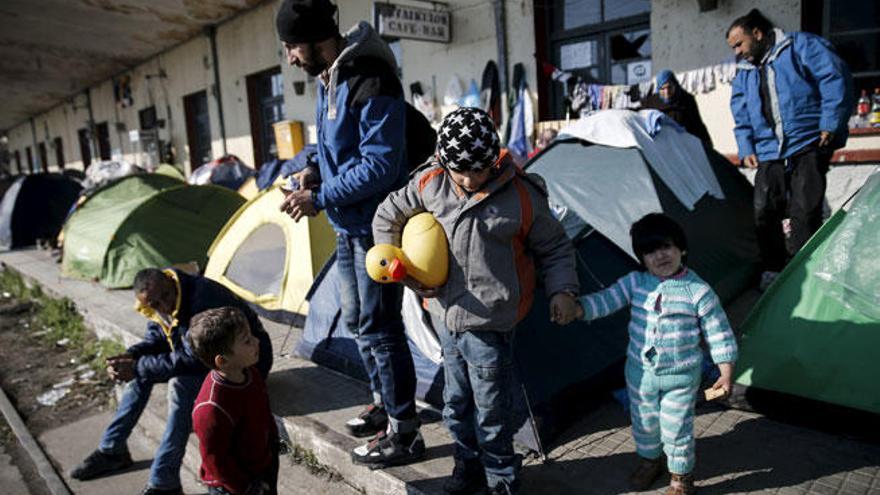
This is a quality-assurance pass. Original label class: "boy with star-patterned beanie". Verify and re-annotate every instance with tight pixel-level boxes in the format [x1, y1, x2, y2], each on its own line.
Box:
[373, 107, 580, 494]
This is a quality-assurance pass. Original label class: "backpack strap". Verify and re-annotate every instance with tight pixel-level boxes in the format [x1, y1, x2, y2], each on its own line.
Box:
[511, 171, 535, 321]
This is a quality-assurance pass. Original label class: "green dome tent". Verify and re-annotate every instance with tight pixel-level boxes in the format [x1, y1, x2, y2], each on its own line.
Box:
[735, 169, 880, 415]
[61, 174, 244, 288]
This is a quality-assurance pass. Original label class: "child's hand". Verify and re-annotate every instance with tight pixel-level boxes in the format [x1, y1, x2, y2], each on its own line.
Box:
[550, 292, 580, 325]
[710, 362, 735, 399]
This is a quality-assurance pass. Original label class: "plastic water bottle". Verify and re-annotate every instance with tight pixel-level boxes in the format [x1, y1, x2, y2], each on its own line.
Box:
[856, 90, 870, 127]
[870, 88, 880, 128]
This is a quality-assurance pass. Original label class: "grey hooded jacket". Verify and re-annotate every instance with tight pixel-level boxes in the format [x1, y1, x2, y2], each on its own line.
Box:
[373, 155, 579, 332]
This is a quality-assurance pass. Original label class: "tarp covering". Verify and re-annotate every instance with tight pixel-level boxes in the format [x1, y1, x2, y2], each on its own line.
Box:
[189, 155, 255, 191]
[205, 185, 336, 323]
[82, 160, 141, 192]
[0, 174, 82, 250]
[297, 122, 761, 454]
[62, 175, 244, 288]
[735, 170, 880, 414]
[559, 110, 725, 210]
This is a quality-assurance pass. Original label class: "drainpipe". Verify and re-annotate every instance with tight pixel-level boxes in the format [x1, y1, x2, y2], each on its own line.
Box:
[206, 25, 228, 156]
[29, 118, 39, 173]
[85, 88, 99, 162]
[493, 0, 510, 132]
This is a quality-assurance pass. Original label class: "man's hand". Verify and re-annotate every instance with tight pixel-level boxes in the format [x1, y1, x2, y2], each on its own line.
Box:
[742, 154, 759, 169]
[292, 166, 319, 190]
[709, 362, 735, 400]
[818, 131, 834, 148]
[401, 277, 438, 299]
[106, 354, 136, 382]
[279, 189, 318, 222]
[550, 292, 580, 325]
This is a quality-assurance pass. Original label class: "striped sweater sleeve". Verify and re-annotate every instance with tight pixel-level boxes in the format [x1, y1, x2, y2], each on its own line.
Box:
[578, 272, 636, 321]
[694, 284, 738, 364]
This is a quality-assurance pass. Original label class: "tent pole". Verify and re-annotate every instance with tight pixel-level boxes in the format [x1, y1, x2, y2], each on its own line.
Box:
[520, 382, 547, 462]
[511, 330, 548, 462]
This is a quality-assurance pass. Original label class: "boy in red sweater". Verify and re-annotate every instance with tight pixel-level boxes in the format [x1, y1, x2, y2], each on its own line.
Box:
[187, 307, 278, 495]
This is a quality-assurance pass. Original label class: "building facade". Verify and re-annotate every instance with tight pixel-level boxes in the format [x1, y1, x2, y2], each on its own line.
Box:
[4, 0, 878, 174]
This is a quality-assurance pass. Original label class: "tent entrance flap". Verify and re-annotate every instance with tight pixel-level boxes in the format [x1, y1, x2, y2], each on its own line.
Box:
[204, 185, 336, 323]
[223, 222, 287, 299]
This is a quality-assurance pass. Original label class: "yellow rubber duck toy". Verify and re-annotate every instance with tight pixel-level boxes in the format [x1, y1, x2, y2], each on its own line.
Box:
[366, 212, 449, 288]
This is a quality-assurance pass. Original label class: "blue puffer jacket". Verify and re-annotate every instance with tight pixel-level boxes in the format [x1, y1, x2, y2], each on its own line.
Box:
[730, 29, 853, 162]
[127, 270, 273, 383]
[312, 22, 408, 236]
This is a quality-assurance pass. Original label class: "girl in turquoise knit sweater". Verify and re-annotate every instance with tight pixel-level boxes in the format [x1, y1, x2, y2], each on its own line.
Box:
[573, 213, 737, 495]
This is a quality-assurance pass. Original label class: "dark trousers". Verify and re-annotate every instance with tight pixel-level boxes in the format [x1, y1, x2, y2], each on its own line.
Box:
[753, 145, 831, 271]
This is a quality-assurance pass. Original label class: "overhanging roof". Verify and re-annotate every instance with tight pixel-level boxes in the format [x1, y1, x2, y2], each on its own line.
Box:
[0, 0, 266, 132]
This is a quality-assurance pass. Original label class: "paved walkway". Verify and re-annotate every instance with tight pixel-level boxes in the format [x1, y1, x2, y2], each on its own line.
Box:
[0, 443, 32, 494]
[2, 248, 879, 494]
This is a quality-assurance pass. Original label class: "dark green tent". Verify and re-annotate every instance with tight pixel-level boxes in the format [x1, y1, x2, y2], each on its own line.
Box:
[0, 174, 82, 250]
[735, 170, 880, 414]
[61, 174, 244, 288]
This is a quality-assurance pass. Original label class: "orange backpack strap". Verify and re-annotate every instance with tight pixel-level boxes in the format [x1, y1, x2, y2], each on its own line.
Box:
[512, 174, 535, 321]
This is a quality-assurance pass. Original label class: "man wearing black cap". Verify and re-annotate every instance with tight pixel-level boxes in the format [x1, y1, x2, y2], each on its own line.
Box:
[275, 0, 423, 468]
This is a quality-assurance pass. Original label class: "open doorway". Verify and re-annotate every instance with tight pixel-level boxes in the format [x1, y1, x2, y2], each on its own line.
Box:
[246, 67, 285, 169]
[184, 90, 212, 170]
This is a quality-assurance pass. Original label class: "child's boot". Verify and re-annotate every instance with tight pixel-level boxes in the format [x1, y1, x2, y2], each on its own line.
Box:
[443, 457, 486, 494]
[629, 455, 665, 491]
[667, 472, 696, 495]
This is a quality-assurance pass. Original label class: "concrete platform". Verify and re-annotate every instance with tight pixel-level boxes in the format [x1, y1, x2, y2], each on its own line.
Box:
[3, 248, 880, 495]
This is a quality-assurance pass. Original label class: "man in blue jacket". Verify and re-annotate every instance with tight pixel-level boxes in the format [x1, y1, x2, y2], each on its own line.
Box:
[727, 9, 853, 283]
[70, 268, 273, 495]
[275, 0, 423, 468]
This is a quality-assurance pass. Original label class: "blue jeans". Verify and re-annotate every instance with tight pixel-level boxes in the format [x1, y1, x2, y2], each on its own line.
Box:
[335, 233, 417, 424]
[438, 326, 521, 488]
[98, 373, 204, 490]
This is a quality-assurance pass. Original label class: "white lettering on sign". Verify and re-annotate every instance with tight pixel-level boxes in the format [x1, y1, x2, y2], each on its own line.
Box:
[375, 3, 451, 43]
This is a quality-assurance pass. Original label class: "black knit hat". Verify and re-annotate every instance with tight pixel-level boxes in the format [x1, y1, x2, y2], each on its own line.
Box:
[437, 108, 501, 172]
[276, 0, 339, 44]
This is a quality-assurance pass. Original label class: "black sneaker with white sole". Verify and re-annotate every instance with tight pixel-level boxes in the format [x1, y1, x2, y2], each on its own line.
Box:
[444, 456, 487, 494]
[69, 448, 133, 480]
[350, 429, 425, 469]
[345, 404, 389, 438]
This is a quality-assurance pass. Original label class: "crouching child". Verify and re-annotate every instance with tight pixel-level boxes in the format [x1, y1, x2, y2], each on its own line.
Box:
[373, 108, 581, 494]
[187, 307, 279, 495]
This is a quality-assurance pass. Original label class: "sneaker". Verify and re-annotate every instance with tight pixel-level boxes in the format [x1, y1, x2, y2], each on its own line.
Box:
[443, 457, 487, 494]
[139, 486, 183, 495]
[666, 472, 696, 495]
[486, 481, 519, 495]
[758, 271, 779, 292]
[345, 404, 388, 438]
[351, 429, 425, 469]
[629, 455, 666, 491]
[70, 449, 133, 480]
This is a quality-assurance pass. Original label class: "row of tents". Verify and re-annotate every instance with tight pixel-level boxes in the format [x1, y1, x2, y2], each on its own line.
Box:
[0, 110, 876, 454]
